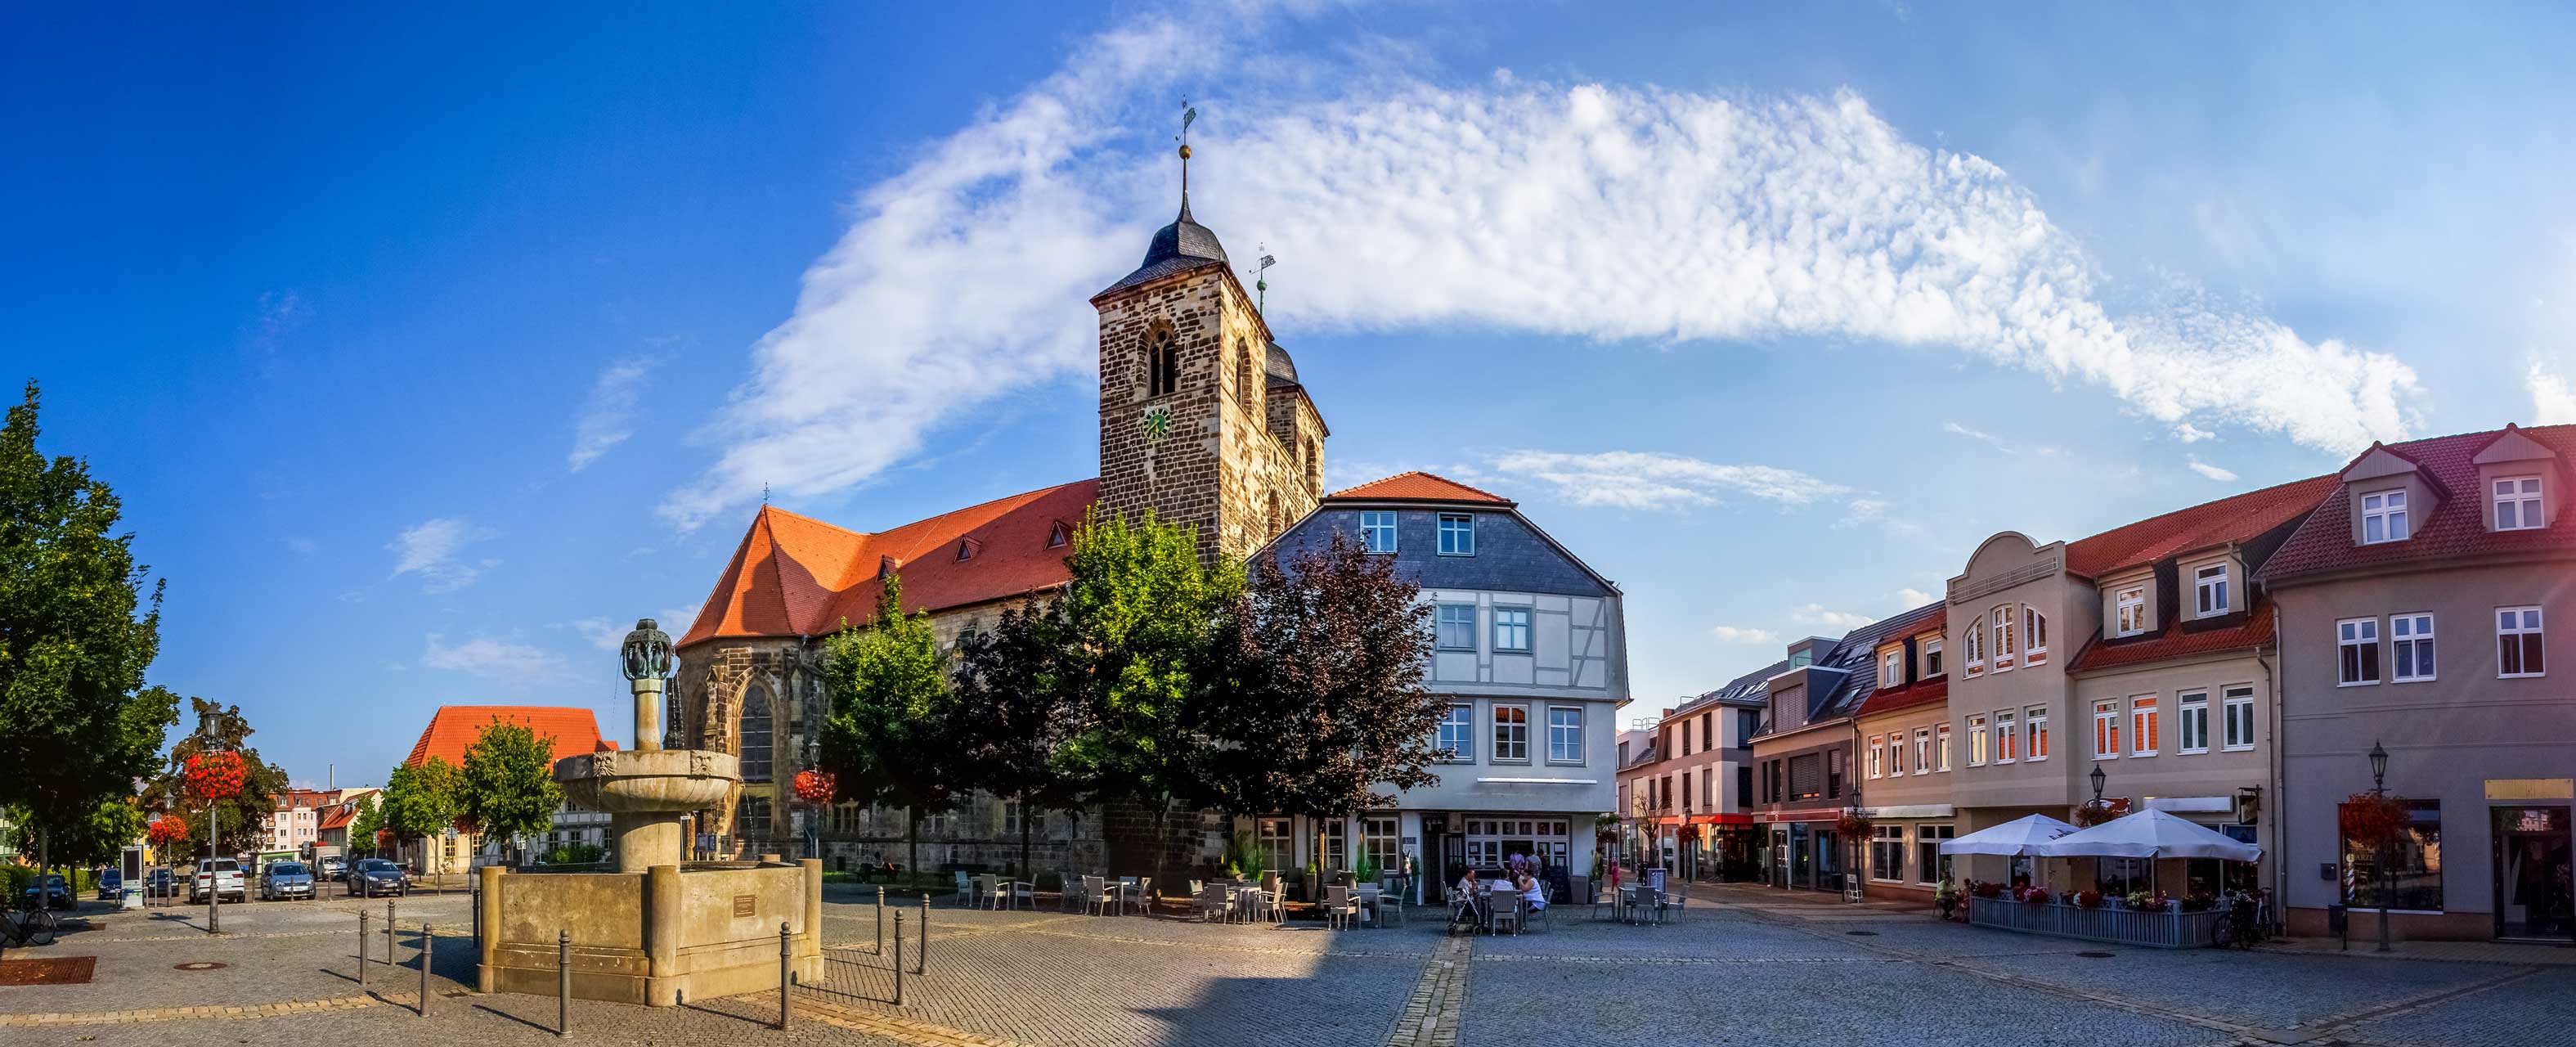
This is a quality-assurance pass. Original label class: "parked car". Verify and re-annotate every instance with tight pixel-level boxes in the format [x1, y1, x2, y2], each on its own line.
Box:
[319, 855, 348, 882]
[23, 874, 72, 910]
[191, 858, 247, 903]
[258, 861, 316, 901]
[144, 867, 179, 900]
[95, 868, 123, 901]
[347, 858, 407, 897]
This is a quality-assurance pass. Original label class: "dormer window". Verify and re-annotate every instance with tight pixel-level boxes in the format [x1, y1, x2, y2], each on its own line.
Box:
[2361, 490, 2408, 544]
[2495, 476, 2544, 530]
[2194, 564, 2230, 617]
[2116, 586, 2147, 636]
[1922, 637, 1943, 676]
[1880, 650, 1902, 687]
[955, 540, 975, 562]
[1047, 523, 1070, 548]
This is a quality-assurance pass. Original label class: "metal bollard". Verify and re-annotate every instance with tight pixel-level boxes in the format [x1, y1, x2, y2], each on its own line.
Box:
[892, 913, 904, 1007]
[556, 928, 571, 1037]
[420, 923, 433, 1017]
[876, 886, 885, 955]
[386, 899, 397, 971]
[917, 893, 929, 974]
[358, 908, 370, 986]
[777, 922, 792, 1031]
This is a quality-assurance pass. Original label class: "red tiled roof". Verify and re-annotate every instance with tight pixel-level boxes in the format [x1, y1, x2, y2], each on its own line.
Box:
[1853, 675, 1949, 721]
[2068, 594, 2278, 674]
[679, 479, 1098, 646]
[1326, 471, 1515, 506]
[2261, 424, 2576, 582]
[403, 706, 616, 769]
[2062, 474, 2340, 578]
[317, 805, 354, 832]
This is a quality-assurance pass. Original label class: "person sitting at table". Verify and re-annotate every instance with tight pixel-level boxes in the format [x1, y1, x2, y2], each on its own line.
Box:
[1513, 869, 1546, 912]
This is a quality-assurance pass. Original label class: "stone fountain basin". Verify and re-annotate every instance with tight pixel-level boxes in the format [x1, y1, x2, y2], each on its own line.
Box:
[554, 749, 739, 813]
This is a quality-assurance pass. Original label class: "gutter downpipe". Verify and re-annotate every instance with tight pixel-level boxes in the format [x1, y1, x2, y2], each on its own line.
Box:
[2263, 602, 2287, 930]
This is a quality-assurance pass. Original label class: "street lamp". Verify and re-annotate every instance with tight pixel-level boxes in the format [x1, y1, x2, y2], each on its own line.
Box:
[2089, 765, 2107, 806]
[2370, 739, 2393, 952]
[2369, 741, 2389, 793]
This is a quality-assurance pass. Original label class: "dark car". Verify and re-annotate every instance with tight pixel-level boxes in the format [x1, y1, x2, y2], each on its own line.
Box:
[144, 867, 179, 900]
[23, 874, 72, 910]
[96, 868, 123, 901]
[348, 858, 407, 898]
[258, 861, 316, 901]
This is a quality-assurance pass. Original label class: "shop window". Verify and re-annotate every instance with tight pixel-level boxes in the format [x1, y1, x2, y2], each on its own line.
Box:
[1870, 825, 1905, 883]
[2340, 800, 2444, 912]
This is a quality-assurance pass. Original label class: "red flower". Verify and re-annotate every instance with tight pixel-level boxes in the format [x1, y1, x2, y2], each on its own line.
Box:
[146, 815, 191, 847]
[2340, 793, 2412, 848]
[183, 752, 248, 802]
[792, 769, 837, 805]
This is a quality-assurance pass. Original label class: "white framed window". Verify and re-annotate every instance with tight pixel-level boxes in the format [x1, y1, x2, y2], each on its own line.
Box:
[1870, 825, 1906, 883]
[1492, 703, 1528, 762]
[1913, 728, 1932, 775]
[2025, 608, 2049, 665]
[2026, 707, 2049, 762]
[1936, 724, 1952, 771]
[1435, 703, 1473, 761]
[1437, 513, 1475, 555]
[2494, 476, 2544, 531]
[1492, 607, 1532, 652]
[1889, 733, 1906, 775]
[1923, 638, 1944, 676]
[1963, 622, 1985, 677]
[1434, 604, 1477, 650]
[2391, 613, 2436, 683]
[2178, 691, 2210, 754]
[1995, 708, 2018, 763]
[1992, 605, 2017, 672]
[2194, 564, 2230, 618]
[2116, 586, 2147, 636]
[1546, 706, 1585, 763]
[1881, 649, 1903, 687]
[2499, 606, 2547, 678]
[1967, 715, 1988, 766]
[1359, 511, 1398, 553]
[1867, 736, 1883, 779]
[2221, 685, 2255, 751]
[2093, 699, 2121, 759]
[1916, 825, 1954, 885]
[2338, 618, 2381, 685]
[2130, 694, 2160, 756]
[2362, 490, 2408, 544]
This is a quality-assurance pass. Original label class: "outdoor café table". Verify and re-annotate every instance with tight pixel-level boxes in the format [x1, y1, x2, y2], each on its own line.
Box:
[1115, 876, 1153, 915]
[1617, 884, 1643, 924]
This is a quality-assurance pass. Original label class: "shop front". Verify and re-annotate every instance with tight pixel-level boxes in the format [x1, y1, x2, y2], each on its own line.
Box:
[1758, 811, 1846, 892]
[2492, 804, 2573, 941]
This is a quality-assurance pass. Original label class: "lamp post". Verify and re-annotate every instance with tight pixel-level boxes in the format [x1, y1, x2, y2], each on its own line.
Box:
[2089, 765, 2107, 807]
[2370, 740, 2392, 953]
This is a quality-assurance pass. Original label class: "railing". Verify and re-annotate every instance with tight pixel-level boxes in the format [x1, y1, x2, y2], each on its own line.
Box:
[1968, 896, 2227, 949]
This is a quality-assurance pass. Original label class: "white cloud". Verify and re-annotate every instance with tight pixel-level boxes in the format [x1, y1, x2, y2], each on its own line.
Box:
[1896, 586, 1939, 606]
[657, 13, 2423, 529]
[2185, 456, 2239, 482]
[388, 518, 498, 594]
[1709, 625, 1778, 643]
[1792, 603, 1874, 629]
[571, 618, 626, 651]
[568, 357, 656, 472]
[2173, 422, 2216, 443]
[422, 635, 562, 681]
[1486, 450, 1847, 510]
[2533, 362, 2576, 424]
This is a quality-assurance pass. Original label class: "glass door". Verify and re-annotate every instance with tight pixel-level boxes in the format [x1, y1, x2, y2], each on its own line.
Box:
[2493, 806, 2573, 940]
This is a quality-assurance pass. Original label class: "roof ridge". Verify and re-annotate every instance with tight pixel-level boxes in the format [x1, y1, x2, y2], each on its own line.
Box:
[1326, 470, 1515, 504]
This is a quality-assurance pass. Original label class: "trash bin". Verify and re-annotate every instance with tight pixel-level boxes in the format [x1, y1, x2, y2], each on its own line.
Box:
[2327, 903, 2348, 937]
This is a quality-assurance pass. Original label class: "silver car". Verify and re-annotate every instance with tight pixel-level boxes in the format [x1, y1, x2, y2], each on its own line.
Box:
[258, 861, 316, 901]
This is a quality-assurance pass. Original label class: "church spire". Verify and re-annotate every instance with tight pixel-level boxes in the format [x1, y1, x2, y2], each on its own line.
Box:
[1176, 101, 1198, 214]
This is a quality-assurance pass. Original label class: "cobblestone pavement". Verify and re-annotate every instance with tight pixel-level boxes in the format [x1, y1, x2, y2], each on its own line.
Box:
[7, 889, 2574, 1046]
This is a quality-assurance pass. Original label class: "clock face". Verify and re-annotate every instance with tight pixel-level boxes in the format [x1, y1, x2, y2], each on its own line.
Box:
[1140, 405, 1173, 446]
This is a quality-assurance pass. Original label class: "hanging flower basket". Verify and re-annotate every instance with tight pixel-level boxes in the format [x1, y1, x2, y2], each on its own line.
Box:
[1836, 812, 1874, 837]
[793, 769, 838, 805]
[2340, 793, 2412, 848]
[146, 814, 191, 847]
[2073, 804, 2120, 828]
[183, 752, 247, 802]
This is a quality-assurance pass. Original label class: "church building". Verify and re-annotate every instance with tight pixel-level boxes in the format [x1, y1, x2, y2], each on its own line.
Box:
[671, 152, 1327, 871]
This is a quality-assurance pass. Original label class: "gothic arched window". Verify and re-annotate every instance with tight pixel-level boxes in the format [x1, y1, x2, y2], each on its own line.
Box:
[739, 686, 774, 784]
[1147, 330, 1178, 398]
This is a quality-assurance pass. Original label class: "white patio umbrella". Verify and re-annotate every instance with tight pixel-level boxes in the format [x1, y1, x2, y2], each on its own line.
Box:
[2037, 810, 2262, 861]
[1937, 813, 2081, 856]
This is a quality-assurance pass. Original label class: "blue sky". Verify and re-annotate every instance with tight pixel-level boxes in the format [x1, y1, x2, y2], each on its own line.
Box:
[7, 2, 2574, 786]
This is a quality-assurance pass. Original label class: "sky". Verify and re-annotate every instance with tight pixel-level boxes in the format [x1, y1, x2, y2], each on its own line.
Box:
[7, 2, 2576, 786]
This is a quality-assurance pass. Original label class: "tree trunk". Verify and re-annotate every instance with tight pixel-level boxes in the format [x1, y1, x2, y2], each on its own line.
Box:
[1017, 793, 1033, 881]
[906, 804, 921, 884]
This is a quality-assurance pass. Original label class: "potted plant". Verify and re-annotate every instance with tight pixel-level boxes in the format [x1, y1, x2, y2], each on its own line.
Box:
[2073, 889, 2104, 910]
[2123, 889, 2169, 912]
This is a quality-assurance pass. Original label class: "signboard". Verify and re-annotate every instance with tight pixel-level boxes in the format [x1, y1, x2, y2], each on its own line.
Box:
[2485, 778, 2575, 801]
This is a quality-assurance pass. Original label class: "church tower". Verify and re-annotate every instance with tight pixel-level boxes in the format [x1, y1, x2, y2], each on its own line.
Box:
[1089, 128, 1326, 561]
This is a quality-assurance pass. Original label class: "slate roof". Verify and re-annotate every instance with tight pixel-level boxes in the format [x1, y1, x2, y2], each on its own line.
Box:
[1805, 602, 1948, 721]
[404, 707, 615, 768]
[2063, 474, 2341, 579]
[1326, 471, 1516, 506]
[1672, 659, 1785, 718]
[680, 480, 1098, 646]
[2260, 424, 2576, 582]
[2068, 594, 2277, 675]
[1094, 200, 1232, 299]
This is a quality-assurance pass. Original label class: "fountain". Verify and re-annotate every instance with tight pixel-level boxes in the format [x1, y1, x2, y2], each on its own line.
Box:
[475, 618, 823, 1005]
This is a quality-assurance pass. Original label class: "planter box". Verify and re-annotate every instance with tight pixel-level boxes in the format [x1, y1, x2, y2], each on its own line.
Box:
[1968, 896, 2224, 949]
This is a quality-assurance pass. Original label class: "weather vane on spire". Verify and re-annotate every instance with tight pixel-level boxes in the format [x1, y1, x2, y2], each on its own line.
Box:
[1255, 245, 1276, 313]
[1177, 100, 1197, 201]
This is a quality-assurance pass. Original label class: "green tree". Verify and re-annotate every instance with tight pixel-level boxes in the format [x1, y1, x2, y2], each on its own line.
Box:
[379, 757, 460, 863]
[0, 380, 182, 875]
[457, 717, 563, 866]
[1202, 532, 1442, 882]
[1052, 507, 1241, 883]
[945, 599, 1080, 878]
[4, 798, 146, 869]
[139, 697, 289, 858]
[819, 573, 955, 877]
[346, 793, 382, 856]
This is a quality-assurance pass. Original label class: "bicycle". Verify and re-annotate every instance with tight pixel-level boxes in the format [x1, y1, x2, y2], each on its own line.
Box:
[2210, 892, 2269, 950]
[2, 897, 60, 947]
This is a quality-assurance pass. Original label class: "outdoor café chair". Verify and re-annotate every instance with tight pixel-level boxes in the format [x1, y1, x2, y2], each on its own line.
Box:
[1323, 885, 1359, 929]
[1662, 889, 1686, 923]
[1195, 884, 1234, 922]
[1058, 870, 1084, 913]
[1489, 895, 1524, 936]
[1082, 875, 1115, 916]
[1591, 885, 1619, 922]
[953, 870, 975, 906]
[1006, 878, 1034, 910]
[1356, 885, 1382, 928]
[978, 874, 1008, 910]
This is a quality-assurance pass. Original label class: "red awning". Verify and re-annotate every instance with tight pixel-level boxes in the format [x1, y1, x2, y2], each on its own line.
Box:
[1694, 813, 1753, 825]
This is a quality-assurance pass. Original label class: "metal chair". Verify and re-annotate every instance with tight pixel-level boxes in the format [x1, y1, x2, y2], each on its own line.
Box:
[1195, 884, 1234, 923]
[1663, 889, 1687, 923]
[1058, 870, 1084, 913]
[1592, 884, 1620, 922]
[1323, 885, 1359, 929]
[1082, 875, 1115, 916]
[1489, 895, 1524, 936]
[952, 870, 974, 906]
[1006, 878, 1034, 910]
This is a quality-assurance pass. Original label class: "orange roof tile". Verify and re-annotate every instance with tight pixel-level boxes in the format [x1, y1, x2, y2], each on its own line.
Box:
[680, 479, 1099, 646]
[403, 706, 616, 769]
[2063, 474, 2340, 578]
[1326, 471, 1515, 506]
[1853, 675, 1950, 721]
[2262, 424, 2576, 581]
